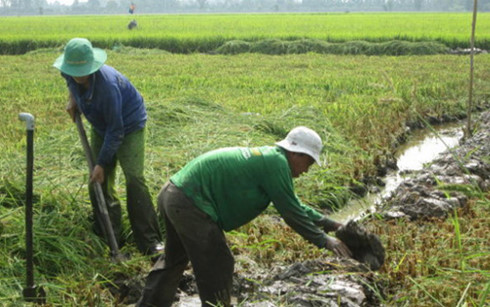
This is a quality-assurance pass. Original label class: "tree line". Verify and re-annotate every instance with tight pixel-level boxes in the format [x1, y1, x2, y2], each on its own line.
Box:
[1, 0, 489, 16]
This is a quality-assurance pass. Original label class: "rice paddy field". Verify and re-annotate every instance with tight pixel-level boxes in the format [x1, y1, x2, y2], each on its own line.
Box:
[0, 13, 489, 306]
[1, 13, 490, 54]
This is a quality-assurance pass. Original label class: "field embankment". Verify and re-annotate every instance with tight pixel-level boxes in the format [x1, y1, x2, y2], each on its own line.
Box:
[1, 13, 490, 54]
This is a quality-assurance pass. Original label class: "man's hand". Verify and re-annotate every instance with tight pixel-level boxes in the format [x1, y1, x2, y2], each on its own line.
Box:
[90, 165, 105, 184]
[324, 236, 352, 258]
[316, 217, 343, 233]
[66, 93, 78, 122]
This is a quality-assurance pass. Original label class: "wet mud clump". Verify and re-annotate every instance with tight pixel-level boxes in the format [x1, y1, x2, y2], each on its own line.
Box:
[336, 220, 385, 270]
[168, 258, 382, 307]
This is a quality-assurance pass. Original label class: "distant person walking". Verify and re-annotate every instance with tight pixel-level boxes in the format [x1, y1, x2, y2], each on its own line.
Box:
[137, 126, 352, 307]
[53, 38, 163, 256]
[129, 2, 136, 14]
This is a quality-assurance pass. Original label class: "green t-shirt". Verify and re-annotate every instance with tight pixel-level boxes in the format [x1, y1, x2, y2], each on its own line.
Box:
[170, 146, 328, 248]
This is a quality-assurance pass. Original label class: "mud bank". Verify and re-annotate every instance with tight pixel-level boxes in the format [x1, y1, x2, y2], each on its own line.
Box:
[379, 111, 490, 220]
[232, 111, 488, 306]
[121, 111, 489, 307]
[227, 112, 488, 307]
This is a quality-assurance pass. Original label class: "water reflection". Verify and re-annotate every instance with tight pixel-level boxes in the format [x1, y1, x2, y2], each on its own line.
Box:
[396, 125, 463, 172]
[331, 123, 464, 223]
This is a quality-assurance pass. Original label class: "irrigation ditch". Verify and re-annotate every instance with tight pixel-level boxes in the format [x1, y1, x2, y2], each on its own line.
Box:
[109, 110, 489, 306]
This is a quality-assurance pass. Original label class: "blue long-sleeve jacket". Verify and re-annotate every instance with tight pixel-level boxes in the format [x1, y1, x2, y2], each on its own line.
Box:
[62, 65, 147, 167]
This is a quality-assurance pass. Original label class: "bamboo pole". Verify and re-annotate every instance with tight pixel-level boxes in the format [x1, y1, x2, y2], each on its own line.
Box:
[467, 0, 478, 138]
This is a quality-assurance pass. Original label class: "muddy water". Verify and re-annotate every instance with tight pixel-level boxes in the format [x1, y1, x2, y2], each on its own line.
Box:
[330, 122, 464, 223]
[177, 296, 201, 306]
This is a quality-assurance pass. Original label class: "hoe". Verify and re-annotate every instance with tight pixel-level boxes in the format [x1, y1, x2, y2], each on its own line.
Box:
[74, 111, 127, 262]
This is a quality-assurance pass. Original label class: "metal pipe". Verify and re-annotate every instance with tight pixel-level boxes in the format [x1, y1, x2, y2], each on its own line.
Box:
[19, 113, 34, 290]
[18, 112, 45, 304]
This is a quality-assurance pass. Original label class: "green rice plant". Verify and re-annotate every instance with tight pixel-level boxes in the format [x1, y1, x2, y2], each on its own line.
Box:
[286, 39, 332, 54]
[478, 282, 490, 307]
[2, 50, 489, 202]
[451, 209, 465, 271]
[249, 39, 290, 55]
[215, 40, 251, 55]
[456, 282, 473, 307]
[333, 40, 374, 55]
[371, 194, 490, 306]
[407, 276, 446, 307]
[217, 39, 449, 56]
[0, 47, 489, 305]
[0, 13, 489, 54]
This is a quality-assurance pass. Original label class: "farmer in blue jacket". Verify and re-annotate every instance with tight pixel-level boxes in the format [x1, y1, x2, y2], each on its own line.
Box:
[53, 38, 163, 256]
[137, 126, 352, 307]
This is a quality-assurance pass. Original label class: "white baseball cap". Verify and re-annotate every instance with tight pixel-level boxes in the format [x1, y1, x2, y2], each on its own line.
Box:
[275, 126, 323, 165]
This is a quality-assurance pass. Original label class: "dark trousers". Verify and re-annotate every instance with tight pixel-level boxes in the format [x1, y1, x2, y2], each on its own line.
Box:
[89, 128, 162, 254]
[137, 182, 234, 307]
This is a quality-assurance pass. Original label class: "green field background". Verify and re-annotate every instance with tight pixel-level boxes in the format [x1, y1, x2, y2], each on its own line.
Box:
[2, 49, 489, 206]
[1, 49, 488, 305]
[1, 13, 490, 53]
[0, 13, 489, 306]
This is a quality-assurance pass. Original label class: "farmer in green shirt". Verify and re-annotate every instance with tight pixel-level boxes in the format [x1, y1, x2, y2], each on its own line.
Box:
[137, 126, 352, 307]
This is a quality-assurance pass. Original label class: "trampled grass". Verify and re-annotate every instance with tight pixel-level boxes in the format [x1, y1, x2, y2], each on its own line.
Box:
[0, 47, 489, 305]
[0, 12, 490, 54]
[1, 49, 489, 205]
[370, 196, 490, 306]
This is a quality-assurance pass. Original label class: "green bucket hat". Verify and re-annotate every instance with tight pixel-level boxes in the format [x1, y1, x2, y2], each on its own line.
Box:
[53, 38, 107, 77]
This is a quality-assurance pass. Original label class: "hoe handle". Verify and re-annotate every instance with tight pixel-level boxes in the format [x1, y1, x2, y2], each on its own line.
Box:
[74, 112, 124, 261]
